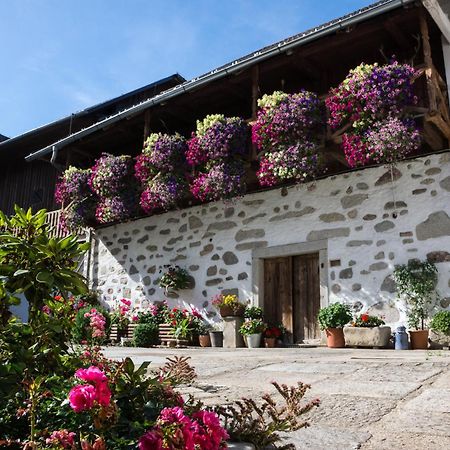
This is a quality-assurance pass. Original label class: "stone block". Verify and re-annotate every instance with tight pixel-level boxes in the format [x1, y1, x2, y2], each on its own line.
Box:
[429, 329, 450, 349]
[344, 326, 391, 348]
[223, 317, 245, 348]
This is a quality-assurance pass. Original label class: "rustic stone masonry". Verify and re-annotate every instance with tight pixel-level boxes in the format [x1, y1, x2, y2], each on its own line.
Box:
[89, 150, 450, 327]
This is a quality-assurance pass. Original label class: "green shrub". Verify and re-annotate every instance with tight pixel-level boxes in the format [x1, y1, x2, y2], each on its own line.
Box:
[244, 306, 263, 320]
[133, 322, 159, 347]
[72, 306, 110, 344]
[430, 311, 450, 334]
[318, 303, 352, 329]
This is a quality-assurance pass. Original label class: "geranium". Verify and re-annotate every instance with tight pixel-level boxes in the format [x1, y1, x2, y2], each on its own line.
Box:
[89, 153, 133, 197]
[190, 161, 245, 202]
[140, 175, 187, 214]
[326, 61, 417, 131]
[342, 117, 420, 168]
[252, 90, 322, 151]
[256, 142, 322, 186]
[95, 196, 131, 224]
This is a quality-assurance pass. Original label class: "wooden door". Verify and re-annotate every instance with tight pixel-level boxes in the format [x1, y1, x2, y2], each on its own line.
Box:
[263, 257, 293, 342]
[292, 253, 321, 341]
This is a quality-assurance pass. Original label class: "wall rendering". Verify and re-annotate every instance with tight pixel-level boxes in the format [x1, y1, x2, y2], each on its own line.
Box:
[89, 150, 450, 327]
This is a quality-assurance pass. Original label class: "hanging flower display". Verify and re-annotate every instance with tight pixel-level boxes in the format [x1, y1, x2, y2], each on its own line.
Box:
[135, 133, 189, 214]
[252, 90, 322, 151]
[190, 161, 245, 202]
[252, 90, 323, 187]
[55, 167, 95, 232]
[140, 175, 188, 214]
[188, 114, 248, 202]
[342, 117, 421, 167]
[326, 60, 420, 167]
[89, 153, 133, 197]
[95, 196, 132, 224]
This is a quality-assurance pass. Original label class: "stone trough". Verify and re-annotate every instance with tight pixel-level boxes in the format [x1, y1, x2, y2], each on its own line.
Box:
[344, 326, 392, 348]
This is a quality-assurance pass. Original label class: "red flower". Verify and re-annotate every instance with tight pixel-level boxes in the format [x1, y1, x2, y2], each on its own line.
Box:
[361, 314, 369, 322]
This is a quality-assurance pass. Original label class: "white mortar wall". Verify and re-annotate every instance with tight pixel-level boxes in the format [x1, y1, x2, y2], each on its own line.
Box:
[89, 151, 450, 327]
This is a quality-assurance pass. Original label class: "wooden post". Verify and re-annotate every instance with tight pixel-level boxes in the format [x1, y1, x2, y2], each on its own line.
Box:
[420, 9, 438, 113]
[143, 110, 151, 146]
[251, 65, 260, 160]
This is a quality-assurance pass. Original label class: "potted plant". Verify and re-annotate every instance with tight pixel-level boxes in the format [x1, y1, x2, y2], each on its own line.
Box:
[209, 323, 224, 347]
[212, 293, 246, 318]
[429, 310, 450, 349]
[344, 313, 391, 348]
[197, 322, 212, 347]
[157, 265, 191, 296]
[244, 306, 263, 321]
[239, 319, 266, 348]
[318, 303, 352, 348]
[393, 260, 439, 349]
[263, 325, 283, 348]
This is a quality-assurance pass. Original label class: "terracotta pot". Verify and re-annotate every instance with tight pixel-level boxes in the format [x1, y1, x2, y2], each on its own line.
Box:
[199, 334, 211, 347]
[264, 337, 277, 348]
[219, 304, 245, 318]
[325, 328, 345, 348]
[409, 329, 429, 349]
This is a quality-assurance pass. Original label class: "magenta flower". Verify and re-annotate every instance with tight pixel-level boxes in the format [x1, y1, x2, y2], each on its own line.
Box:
[138, 429, 163, 450]
[75, 366, 108, 385]
[68, 384, 96, 412]
[46, 429, 76, 449]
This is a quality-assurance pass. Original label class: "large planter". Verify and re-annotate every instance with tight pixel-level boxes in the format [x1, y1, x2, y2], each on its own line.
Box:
[209, 331, 224, 347]
[246, 333, 262, 348]
[409, 329, 429, 349]
[325, 328, 345, 348]
[199, 334, 211, 347]
[344, 326, 391, 348]
[219, 304, 245, 318]
[429, 329, 450, 349]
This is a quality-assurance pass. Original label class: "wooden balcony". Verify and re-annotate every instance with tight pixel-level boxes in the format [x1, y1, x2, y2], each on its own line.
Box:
[45, 209, 87, 239]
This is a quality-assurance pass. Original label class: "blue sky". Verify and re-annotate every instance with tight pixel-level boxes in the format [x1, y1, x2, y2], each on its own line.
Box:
[0, 0, 373, 138]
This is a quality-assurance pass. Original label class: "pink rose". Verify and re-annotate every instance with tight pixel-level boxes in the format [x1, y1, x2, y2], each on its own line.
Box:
[68, 384, 96, 412]
[138, 429, 163, 450]
[75, 366, 108, 384]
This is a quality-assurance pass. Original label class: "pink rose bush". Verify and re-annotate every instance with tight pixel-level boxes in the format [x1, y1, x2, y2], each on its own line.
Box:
[252, 90, 323, 187]
[69, 366, 111, 413]
[83, 308, 107, 340]
[138, 406, 228, 450]
[46, 429, 76, 449]
[326, 60, 420, 167]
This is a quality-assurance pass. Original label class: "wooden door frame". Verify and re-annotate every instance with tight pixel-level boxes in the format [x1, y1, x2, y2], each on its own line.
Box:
[251, 240, 329, 311]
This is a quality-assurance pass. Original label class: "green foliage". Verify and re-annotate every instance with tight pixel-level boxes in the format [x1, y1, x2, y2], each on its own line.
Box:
[318, 303, 352, 330]
[353, 314, 385, 328]
[133, 323, 159, 347]
[72, 306, 110, 344]
[393, 260, 438, 330]
[156, 265, 191, 294]
[244, 306, 263, 320]
[0, 206, 89, 325]
[239, 319, 266, 336]
[430, 310, 450, 334]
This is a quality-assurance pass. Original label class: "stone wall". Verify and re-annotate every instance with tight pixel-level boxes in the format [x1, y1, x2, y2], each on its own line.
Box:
[89, 150, 450, 326]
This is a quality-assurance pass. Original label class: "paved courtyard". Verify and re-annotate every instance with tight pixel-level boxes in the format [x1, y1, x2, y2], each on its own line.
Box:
[103, 347, 450, 449]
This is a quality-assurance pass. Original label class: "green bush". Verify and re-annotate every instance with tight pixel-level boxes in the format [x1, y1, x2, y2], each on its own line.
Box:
[133, 322, 159, 347]
[430, 311, 450, 334]
[72, 306, 111, 344]
[318, 303, 352, 330]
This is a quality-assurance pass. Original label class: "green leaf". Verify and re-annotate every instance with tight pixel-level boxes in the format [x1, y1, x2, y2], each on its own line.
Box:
[36, 271, 54, 286]
[13, 269, 30, 277]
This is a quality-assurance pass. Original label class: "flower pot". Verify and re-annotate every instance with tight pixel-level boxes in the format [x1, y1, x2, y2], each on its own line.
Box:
[343, 326, 391, 348]
[199, 334, 211, 347]
[264, 337, 277, 348]
[219, 304, 245, 318]
[209, 331, 223, 347]
[246, 333, 262, 348]
[325, 328, 345, 348]
[409, 329, 429, 349]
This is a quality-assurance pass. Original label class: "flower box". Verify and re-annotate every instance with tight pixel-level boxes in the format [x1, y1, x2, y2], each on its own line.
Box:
[343, 326, 391, 348]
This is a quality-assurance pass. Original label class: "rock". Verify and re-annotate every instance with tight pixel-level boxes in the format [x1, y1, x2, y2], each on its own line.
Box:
[374, 221, 395, 232]
[205, 278, 223, 286]
[243, 199, 264, 206]
[167, 236, 182, 245]
[307, 228, 350, 241]
[352, 301, 363, 312]
[235, 229, 265, 242]
[223, 252, 238, 265]
[347, 209, 358, 219]
[269, 207, 315, 222]
[347, 240, 373, 247]
[381, 275, 396, 293]
[129, 265, 138, 275]
[189, 241, 201, 248]
[339, 268, 353, 279]
[439, 176, 450, 191]
[143, 276, 151, 286]
[416, 211, 450, 240]
[369, 262, 388, 271]
[207, 221, 237, 231]
[237, 272, 248, 280]
[374, 251, 385, 260]
[427, 251, 450, 263]
[224, 207, 234, 218]
[242, 213, 267, 225]
[160, 229, 170, 235]
[207, 266, 217, 276]
[412, 188, 427, 195]
[137, 235, 149, 244]
[384, 201, 407, 210]
[441, 297, 450, 308]
[375, 167, 402, 186]
[341, 194, 368, 209]
[356, 182, 369, 190]
[118, 237, 131, 244]
[235, 241, 268, 251]
[331, 284, 341, 294]
[189, 265, 199, 271]
[363, 214, 377, 221]
[367, 302, 400, 323]
[189, 216, 203, 230]
[319, 213, 346, 222]
[352, 283, 362, 292]
[200, 244, 214, 256]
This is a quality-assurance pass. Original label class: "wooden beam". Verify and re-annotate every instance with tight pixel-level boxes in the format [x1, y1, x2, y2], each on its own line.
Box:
[384, 18, 410, 49]
[426, 112, 450, 140]
[420, 9, 438, 112]
[251, 65, 260, 120]
[423, 121, 445, 150]
[143, 109, 151, 144]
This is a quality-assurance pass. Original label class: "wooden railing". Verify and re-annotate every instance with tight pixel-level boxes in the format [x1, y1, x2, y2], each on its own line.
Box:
[45, 209, 87, 239]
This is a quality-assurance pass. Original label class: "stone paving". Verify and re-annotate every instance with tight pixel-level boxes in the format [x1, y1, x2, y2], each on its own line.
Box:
[103, 347, 450, 449]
